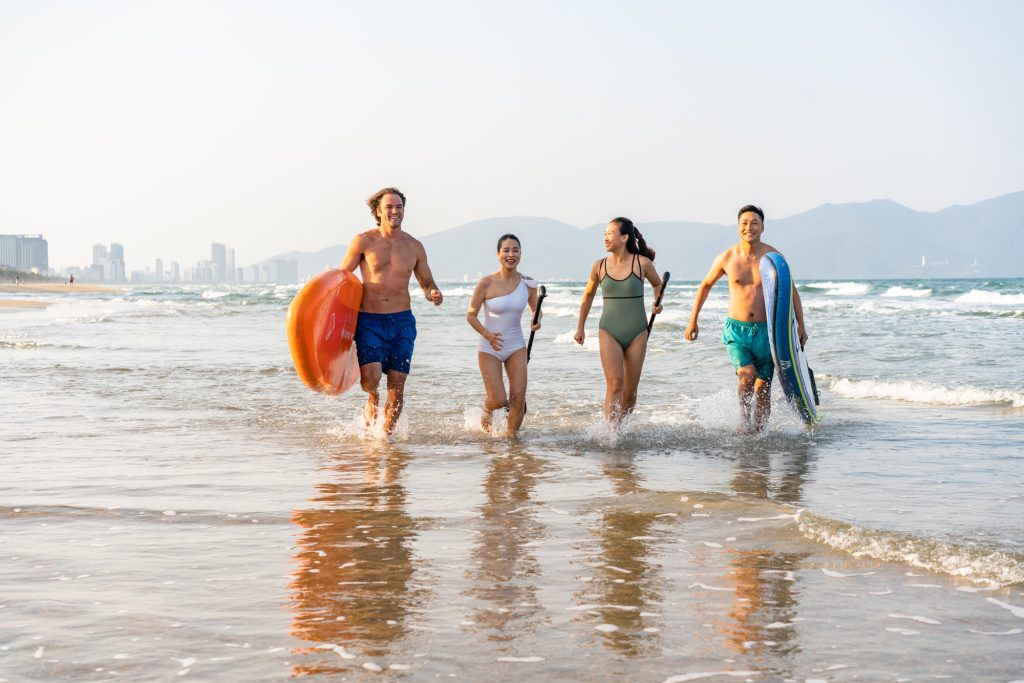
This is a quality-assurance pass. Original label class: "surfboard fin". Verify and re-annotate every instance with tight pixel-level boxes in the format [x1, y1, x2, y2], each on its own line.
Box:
[808, 367, 821, 406]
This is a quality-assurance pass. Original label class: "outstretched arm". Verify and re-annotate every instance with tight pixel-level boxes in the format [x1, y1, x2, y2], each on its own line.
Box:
[574, 261, 601, 345]
[413, 242, 443, 306]
[684, 255, 726, 342]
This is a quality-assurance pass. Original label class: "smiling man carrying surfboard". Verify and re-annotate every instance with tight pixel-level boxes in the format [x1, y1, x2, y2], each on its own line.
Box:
[683, 205, 808, 432]
[340, 187, 444, 435]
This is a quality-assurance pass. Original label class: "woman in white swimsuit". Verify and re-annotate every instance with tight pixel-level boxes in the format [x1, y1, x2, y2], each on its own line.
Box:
[466, 234, 542, 436]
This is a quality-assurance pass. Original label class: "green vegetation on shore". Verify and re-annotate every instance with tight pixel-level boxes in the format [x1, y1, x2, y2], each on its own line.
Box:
[0, 267, 61, 284]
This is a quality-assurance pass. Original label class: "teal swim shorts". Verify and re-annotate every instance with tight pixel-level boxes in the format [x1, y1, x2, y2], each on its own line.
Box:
[722, 317, 774, 382]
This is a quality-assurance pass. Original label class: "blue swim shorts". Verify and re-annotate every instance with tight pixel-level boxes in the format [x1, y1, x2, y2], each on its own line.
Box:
[354, 310, 417, 375]
[722, 317, 774, 382]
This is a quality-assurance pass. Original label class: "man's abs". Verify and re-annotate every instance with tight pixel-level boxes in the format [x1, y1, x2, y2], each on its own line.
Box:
[726, 282, 767, 322]
[360, 280, 414, 314]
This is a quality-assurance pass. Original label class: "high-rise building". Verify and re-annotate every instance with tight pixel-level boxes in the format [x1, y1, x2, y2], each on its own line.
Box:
[170, 260, 180, 282]
[109, 243, 126, 282]
[90, 242, 126, 281]
[0, 235, 49, 272]
[155, 258, 164, 282]
[226, 248, 235, 282]
[211, 243, 226, 281]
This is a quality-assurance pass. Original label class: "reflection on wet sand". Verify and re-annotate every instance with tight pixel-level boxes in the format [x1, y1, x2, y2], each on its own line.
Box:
[717, 444, 813, 669]
[289, 447, 428, 676]
[463, 444, 549, 644]
[574, 456, 665, 657]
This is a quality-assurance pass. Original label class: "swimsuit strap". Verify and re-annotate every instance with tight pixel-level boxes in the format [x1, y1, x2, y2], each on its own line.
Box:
[599, 258, 607, 280]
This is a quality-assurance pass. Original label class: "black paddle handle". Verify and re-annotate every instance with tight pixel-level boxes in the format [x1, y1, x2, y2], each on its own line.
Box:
[526, 285, 546, 363]
[646, 272, 670, 335]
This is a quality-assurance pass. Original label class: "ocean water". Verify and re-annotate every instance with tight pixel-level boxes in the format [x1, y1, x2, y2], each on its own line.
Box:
[1, 277, 1022, 681]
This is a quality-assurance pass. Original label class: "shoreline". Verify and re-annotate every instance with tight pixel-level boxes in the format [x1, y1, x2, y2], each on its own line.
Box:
[0, 282, 120, 294]
[0, 299, 51, 309]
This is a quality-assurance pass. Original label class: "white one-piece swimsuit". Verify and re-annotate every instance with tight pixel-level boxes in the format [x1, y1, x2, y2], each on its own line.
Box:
[478, 277, 537, 362]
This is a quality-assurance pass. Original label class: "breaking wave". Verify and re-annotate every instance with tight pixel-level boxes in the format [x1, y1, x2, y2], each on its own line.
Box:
[828, 377, 1024, 408]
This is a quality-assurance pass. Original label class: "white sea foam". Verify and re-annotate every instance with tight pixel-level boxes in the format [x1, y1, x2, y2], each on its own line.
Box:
[439, 286, 476, 298]
[664, 672, 760, 683]
[956, 290, 1024, 305]
[554, 330, 599, 351]
[889, 613, 941, 625]
[798, 512, 1024, 587]
[881, 286, 932, 298]
[829, 377, 1024, 408]
[804, 281, 871, 296]
[200, 290, 230, 299]
[987, 597, 1024, 618]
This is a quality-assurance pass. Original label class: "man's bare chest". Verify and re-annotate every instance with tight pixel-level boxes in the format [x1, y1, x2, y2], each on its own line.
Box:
[364, 243, 416, 275]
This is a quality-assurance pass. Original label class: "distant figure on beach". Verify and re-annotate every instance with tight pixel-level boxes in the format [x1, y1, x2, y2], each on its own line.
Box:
[340, 187, 444, 435]
[575, 218, 663, 424]
[69, 274, 75, 285]
[15, 276, 20, 285]
[684, 205, 808, 432]
[466, 234, 542, 436]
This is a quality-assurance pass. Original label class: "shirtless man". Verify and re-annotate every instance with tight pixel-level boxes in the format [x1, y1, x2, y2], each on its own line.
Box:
[340, 187, 443, 434]
[683, 205, 807, 432]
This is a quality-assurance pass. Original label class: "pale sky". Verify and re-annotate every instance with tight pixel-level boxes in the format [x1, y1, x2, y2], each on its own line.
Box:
[2, 0, 1022, 271]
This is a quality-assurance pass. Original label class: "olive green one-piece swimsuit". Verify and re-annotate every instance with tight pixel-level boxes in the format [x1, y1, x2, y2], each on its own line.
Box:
[599, 254, 648, 349]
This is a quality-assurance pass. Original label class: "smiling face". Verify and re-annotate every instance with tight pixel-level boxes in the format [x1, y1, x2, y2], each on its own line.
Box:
[377, 193, 405, 229]
[603, 222, 628, 253]
[737, 211, 764, 244]
[496, 237, 521, 270]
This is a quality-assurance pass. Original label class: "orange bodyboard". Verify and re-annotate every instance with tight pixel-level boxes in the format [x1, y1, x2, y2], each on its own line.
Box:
[286, 269, 362, 395]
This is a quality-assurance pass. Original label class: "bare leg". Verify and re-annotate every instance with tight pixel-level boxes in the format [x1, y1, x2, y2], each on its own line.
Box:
[359, 362, 383, 425]
[598, 330, 627, 423]
[381, 370, 408, 435]
[478, 352, 508, 432]
[620, 331, 649, 417]
[736, 365, 758, 432]
[503, 349, 528, 437]
[753, 378, 771, 431]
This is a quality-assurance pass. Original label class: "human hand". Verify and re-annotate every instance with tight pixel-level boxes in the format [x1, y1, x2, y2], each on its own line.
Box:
[654, 304, 663, 315]
[429, 289, 443, 306]
[574, 329, 585, 345]
[684, 322, 698, 342]
[798, 325, 808, 349]
[488, 332, 503, 351]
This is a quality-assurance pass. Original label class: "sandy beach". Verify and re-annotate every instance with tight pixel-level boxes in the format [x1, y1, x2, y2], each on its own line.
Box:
[0, 282, 119, 309]
[0, 282, 120, 294]
[0, 299, 51, 309]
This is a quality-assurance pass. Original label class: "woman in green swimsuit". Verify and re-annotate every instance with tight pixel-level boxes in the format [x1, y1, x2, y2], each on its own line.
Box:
[575, 217, 664, 424]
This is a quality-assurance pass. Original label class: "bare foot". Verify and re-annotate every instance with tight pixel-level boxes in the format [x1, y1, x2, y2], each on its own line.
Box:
[363, 400, 378, 427]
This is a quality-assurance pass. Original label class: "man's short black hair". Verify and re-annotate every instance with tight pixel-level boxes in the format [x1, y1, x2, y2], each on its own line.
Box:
[737, 204, 764, 222]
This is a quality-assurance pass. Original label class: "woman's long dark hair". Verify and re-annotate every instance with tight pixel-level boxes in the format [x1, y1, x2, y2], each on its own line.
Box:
[611, 217, 655, 261]
[496, 233, 521, 251]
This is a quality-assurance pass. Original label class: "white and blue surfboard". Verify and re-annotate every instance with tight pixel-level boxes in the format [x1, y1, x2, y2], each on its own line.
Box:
[760, 252, 820, 425]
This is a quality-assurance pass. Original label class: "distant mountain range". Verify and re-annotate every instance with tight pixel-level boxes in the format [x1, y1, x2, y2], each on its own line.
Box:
[260, 192, 1024, 281]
